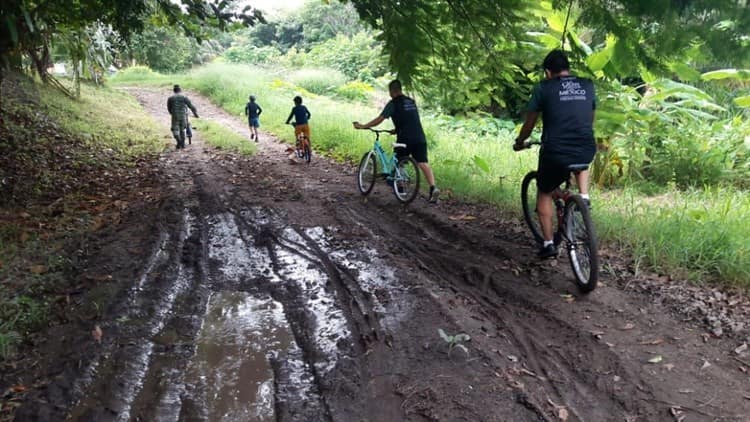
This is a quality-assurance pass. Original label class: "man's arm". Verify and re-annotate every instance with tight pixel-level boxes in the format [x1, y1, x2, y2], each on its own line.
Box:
[244, 103, 249, 116]
[285, 109, 294, 124]
[257, 105, 262, 116]
[305, 106, 311, 120]
[167, 97, 174, 115]
[514, 112, 539, 146]
[353, 115, 385, 129]
[186, 98, 198, 118]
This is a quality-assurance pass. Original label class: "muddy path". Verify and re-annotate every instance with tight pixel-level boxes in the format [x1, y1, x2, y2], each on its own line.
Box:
[13, 87, 750, 422]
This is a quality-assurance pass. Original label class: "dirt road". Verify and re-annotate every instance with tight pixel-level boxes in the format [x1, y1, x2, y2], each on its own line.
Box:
[13, 88, 750, 421]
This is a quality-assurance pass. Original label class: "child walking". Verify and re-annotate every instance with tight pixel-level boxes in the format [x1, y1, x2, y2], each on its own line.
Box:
[244, 95, 263, 142]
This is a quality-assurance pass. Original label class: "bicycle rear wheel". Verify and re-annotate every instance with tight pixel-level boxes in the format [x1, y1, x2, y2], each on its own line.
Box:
[521, 171, 544, 243]
[564, 196, 599, 293]
[357, 151, 377, 195]
[303, 141, 312, 164]
[393, 157, 420, 204]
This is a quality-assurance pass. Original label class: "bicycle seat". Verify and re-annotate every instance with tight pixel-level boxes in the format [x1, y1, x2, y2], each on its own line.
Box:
[567, 163, 589, 172]
[393, 143, 407, 149]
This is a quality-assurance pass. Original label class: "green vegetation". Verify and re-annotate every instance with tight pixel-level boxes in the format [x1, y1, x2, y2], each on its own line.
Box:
[41, 80, 169, 157]
[194, 119, 256, 156]
[0, 74, 165, 359]
[112, 62, 750, 285]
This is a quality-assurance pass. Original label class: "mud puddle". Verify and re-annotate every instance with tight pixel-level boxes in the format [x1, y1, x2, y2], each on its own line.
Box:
[185, 292, 293, 421]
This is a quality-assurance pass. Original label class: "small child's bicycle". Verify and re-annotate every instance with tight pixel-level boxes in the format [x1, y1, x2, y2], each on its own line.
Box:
[519, 140, 599, 293]
[290, 123, 311, 164]
[356, 128, 420, 204]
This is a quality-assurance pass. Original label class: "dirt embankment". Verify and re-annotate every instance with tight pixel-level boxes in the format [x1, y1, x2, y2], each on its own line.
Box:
[4, 87, 749, 422]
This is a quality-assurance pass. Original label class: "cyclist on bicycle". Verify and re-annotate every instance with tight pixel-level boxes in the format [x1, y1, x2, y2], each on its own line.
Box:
[167, 84, 199, 150]
[285, 96, 311, 144]
[353, 80, 440, 202]
[513, 50, 596, 258]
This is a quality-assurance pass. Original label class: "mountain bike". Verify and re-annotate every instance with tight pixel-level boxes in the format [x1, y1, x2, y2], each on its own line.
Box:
[356, 128, 420, 204]
[518, 141, 599, 293]
[290, 123, 311, 164]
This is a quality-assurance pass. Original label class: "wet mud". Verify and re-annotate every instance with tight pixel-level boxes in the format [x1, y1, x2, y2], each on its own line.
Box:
[10, 88, 750, 422]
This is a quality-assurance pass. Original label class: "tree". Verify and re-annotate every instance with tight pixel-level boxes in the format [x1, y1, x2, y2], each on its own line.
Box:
[0, 0, 264, 83]
[342, 0, 750, 114]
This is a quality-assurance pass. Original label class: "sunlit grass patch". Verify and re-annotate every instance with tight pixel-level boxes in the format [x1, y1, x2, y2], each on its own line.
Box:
[41, 81, 168, 157]
[194, 119, 256, 156]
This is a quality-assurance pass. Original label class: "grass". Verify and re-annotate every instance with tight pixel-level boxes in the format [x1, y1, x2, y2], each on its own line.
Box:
[194, 119, 256, 155]
[0, 73, 166, 360]
[111, 63, 750, 286]
[41, 80, 169, 157]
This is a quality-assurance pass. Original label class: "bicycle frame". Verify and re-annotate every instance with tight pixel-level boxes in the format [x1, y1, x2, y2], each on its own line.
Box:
[368, 131, 397, 175]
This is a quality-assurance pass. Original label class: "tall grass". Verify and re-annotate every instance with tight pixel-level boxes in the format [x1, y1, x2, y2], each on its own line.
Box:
[112, 63, 750, 286]
[42, 79, 168, 157]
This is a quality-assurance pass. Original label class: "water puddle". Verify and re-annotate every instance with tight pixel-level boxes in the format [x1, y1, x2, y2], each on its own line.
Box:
[185, 291, 294, 421]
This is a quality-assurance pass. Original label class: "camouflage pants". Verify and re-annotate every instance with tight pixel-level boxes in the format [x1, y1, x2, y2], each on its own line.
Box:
[171, 116, 187, 148]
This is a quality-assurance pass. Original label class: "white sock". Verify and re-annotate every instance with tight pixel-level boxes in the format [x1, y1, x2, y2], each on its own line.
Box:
[580, 193, 590, 200]
[543, 240, 554, 247]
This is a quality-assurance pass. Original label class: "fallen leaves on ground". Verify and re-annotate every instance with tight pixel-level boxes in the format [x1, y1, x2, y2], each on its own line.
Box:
[92, 325, 103, 343]
[29, 265, 48, 274]
[448, 214, 477, 221]
[647, 355, 663, 364]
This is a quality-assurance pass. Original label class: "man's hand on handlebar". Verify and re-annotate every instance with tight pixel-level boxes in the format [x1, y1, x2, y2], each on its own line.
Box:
[513, 138, 527, 152]
[353, 121, 364, 130]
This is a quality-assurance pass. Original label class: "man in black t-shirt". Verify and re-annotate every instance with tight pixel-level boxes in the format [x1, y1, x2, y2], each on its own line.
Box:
[514, 50, 596, 258]
[354, 80, 440, 202]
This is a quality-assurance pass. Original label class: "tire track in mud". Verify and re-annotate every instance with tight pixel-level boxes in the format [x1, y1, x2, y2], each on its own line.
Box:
[333, 204, 652, 420]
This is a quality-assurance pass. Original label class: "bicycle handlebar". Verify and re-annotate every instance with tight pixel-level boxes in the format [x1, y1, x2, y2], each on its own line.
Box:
[365, 128, 395, 135]
[514, 139, 542, 151]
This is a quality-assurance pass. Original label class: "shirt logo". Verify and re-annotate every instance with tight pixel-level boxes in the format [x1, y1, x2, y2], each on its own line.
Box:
[559, 80, 587, 102]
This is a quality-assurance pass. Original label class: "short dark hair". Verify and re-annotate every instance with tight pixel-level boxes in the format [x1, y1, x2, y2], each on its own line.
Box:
[388, 80, 402, 93]
[173, 84, 181, 93]
[293, 95, 302, 104]
[542, 50, 570, 74]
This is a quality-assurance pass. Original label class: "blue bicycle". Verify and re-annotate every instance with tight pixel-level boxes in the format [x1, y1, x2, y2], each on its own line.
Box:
[356, 128, 420, 204]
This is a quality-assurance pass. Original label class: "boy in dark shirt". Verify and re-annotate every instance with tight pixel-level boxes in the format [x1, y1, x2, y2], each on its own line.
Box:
[244, 95, 262, 142]
[285, 96, 311, 145]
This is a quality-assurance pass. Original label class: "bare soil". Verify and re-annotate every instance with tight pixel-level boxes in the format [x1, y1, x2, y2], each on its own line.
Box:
[5, 87, 750, 422]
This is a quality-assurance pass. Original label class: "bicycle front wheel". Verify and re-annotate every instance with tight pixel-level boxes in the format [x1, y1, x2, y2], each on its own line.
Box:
[393, 157, 420, 204]
[521, 171, 544, 244]
[357, 151, 377, 195]
[564, 196, 599, 293]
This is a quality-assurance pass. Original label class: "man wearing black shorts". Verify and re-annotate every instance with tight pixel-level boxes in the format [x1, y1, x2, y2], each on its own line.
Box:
[353, 80, 440, 202]
[514, 50, 596, 258]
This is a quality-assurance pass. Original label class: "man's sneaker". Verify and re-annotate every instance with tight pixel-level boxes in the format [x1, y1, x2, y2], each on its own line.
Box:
[250, 133, 255, 140]
[537, 244, 558, 259]
[428, 186, 440, 203]
[583, 198, 591, 210]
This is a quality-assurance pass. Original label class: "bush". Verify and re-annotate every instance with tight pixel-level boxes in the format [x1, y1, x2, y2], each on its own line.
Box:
[305, 32, 388, 82]
[335, 81, 375, 102]
[111, 65, 164, 83]
[224, 45, 282, 64]
[287, 68, 347, 95]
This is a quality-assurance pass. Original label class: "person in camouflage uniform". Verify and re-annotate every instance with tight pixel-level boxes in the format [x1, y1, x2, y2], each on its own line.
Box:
[167, 85, 199, 149]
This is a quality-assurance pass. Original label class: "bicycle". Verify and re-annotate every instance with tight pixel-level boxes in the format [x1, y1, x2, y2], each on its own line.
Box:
[290, 123, 311, 164]
[356, 128, 420, 204]
[518, 141, 599, 293]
